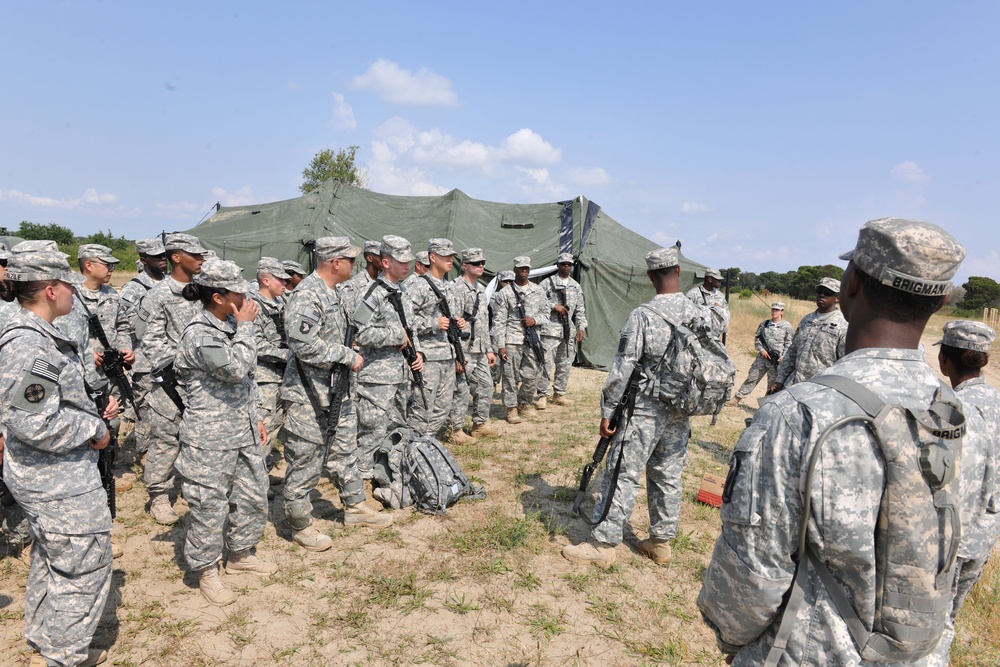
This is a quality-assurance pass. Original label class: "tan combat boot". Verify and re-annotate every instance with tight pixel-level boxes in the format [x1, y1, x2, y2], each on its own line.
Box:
[561, 540, 616, 568]
[470, 422, 500, 437]
[636, 538, 672, 566]
[149, 495, 179, 525]
[226, 550, 279, 575]
[552, 394, 573, 407]
[506, 407, 523, 424]
[449, 429, 477, 446]
[30, 649, 107, 667]
[199, 564, 237, 606]
[344, 502, 394, 528]
[534, 396, 548, 410]
[292, 526, 333, 552]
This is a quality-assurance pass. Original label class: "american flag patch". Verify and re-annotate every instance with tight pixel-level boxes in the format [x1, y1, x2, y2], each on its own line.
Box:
[30, 359, 61, 383]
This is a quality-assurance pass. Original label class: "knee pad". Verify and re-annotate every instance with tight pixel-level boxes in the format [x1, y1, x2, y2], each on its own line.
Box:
[284, 499, 313, 530]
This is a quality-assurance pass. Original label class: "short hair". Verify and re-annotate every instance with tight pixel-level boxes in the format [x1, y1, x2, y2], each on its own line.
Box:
[647, 265, 679, 281]
[855, 268, 944, 323]
[0, 278, 61, 305]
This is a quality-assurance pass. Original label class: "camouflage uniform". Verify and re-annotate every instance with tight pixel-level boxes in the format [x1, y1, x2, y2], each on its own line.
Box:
[449, 273, 493, 429]
[0, 299, 29, 545]
[734, 314, 794, 400]
[774, 308, 848, 386]
[0, 254, 112, 667]
[686, 281, 729, 337]
[119, 269, 162, 450]
[250, 278, 289, 458]
[537, 270, 587, 399]
[400, 251, 430, 294]
[338, 269, 375, 321]
[491, 275, 547, 408]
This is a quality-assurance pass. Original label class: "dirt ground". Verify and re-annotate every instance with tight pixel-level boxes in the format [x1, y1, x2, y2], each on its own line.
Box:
[1, 295, 996, 666]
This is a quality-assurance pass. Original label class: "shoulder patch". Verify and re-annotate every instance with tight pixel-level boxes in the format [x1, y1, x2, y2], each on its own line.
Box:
[287, 308, 322, 343]
[10, 358, 62, 414]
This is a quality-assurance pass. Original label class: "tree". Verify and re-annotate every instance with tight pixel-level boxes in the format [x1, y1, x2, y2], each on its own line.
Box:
[956, 276, 1000, 312]
[16, 221, 75, 245]
[299, 145, 369, 194]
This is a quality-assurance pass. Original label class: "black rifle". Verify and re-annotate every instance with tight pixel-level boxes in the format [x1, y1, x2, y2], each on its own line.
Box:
[513, 287, 545, 364]
[554, 283, 571, 350]
[383, 281, 428, 409]
[91, 381, 117, 520]
[757, 325, 782, 366]
[75, 294, 136, 414]
[572, 367, 642, 525]
[422, 275, 467, 373]
[323, 321, 356, 453]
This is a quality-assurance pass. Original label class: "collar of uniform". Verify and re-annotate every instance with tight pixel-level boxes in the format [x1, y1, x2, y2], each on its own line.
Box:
[11, 308, 77, 347]
[954, 376, 985, 392]
[196, 307, 237, 335]
[168, 276, 189, 294]
[835, 346, 926, 365]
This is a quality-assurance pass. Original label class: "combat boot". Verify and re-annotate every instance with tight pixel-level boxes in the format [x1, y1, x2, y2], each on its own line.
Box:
[292, 526, 333, 552]
[534, 396, 548, 410]
[199, 565, 237, 606]
[149, 495, 178, 525]
[30, 649, 107, 667]
[226, 550, 279, 575]
[344, 502, 394, 528]
[561, 540, 616, 568]
[506, 407, 522, 424]
[636, 538, 672, 565]
[552, 394, 573, 407]
[517, 403, 534, 417]
[449, 429, 477, 446]
[726, 397, 741, 408]
[471, 422, 500, 437]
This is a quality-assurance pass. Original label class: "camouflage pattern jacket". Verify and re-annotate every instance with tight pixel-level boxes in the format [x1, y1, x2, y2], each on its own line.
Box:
[251, 291, 288, 384]
[354, 277, 421, 386]
[0, 310, 111, 530]
[753, 319, 795, 359]
[538, 274, 587, 340]
[175, 309, 261, 450]
[449, 277, 490, 355]
[406, 274, 463, 362]
[54, 298, 101, 388]
[135, 277, 200, 375]
[490, 282, 547, 349]
[698, 348, 956, 666]
[955, 377, 1000, 560]
[775, 309, 848, 386]
[337, 270, 374, 323]
[76, 284, 131, 354]
[119, 271, 160, 350]
[281, 272, 358, 407]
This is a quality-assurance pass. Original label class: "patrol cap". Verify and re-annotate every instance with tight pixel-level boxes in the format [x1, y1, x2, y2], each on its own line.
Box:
[256, 256, 291, 280]
[7, 249, 85, 285]
[771, 301, 786, 310]
[202, 249, 218, 259]
[414, 251, 430, 266]
[461, 248, 486, 263]
[513, 256, 531, 268]
[282, 260, 307, 276]
[315, 236, 361, 261]
[817, 277, 841, 294]
[839, 218, 966, 297]
[935, 320, 995, 353]
[363, 240, 382, 257]
[556, 252, 574, 264]
[428, 238, 457, 257]
[381, 235, 414, 262]
[78, 244, 120, 265]
[645, 247, 679, 271]
[194, 258, 250, 294]
[135, 238, 166, 256]
[498, 270, 515, 282]
[164, 233, 208, 255]
[705, 268, 723, 280]
[12, 240, 63, 254]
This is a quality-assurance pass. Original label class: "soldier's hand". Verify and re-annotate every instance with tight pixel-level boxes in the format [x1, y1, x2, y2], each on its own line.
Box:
[352, 353, 364, 372]
[233, 298, 259, 323]
[401, 332, 413, 349]
[0, 433, 5, 463]
[553, 304, 568, 315]
[725, 655, 736, 665]
[769, 382, 784, 394]
[600, 418, 616, 439]
[103, 395, 120, 421]
[91, 430, 111, 451]
[122, 348, 135, 365]
[94, 350, 104, 367]
[258, 421, 267, 446]
[455, 360, 465, 374]
[576, 329, 585, 344]
[410, 354, 424, 373]
[523, 317, 536, 327]
[498, 347, 508, 361]
[455, 317, 467, 330]
[437, 316, 450, 331]
[487, 352, 497, 366]
[761, 351, 771, 361]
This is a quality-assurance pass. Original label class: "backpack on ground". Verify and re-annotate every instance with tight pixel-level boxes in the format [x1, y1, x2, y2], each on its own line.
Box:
[639, 305, 736, 416]
[764, 375, 965, 666]
[373, 427, 486, 514]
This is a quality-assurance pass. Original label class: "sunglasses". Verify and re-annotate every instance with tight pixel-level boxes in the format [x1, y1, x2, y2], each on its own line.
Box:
[466, 261, 485, 267]
[816, 289, 837, 297]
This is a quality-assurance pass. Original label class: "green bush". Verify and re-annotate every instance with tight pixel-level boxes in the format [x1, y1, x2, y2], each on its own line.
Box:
[738, 289, 753, 300]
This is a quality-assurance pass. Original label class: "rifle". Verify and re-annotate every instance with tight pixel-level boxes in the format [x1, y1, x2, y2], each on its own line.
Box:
[322, 321, 356, 458]
[383, 282, 428, 409]
[75, 294, 136, 414]
[554, 283, 571, 351]
[422, 275, 467, 373]
[91, 381, 117, 520]
[757, 326, 782, 366]
[572, 367, 642, 525]
[513, 287, 545, 364]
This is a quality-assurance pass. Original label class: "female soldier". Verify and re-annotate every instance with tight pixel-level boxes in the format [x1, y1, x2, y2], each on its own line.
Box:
[174, 258, 275, 606]
[0, 246, 117, 667]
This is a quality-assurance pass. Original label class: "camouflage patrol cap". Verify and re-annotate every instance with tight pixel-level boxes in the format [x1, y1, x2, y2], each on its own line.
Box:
[78, 244, 120, 265]
[771, 302, 785, 310]
[705, 268, 723, 280]
[557, 252, 574, 264]
[381, 235, 414, 262]
[282, 260, 306, 276]
[315, 236, 361, 261]
[839, 218, 966, 296]
[12, 240, 63, 254]
[363, 240, 382, 257]
[194, 258, 250, 294]
[817, 277, 841, 294]
[7, 249, 85, 285]
[414, 251, 430, 266]
[461, 247, 486, 263]
[935, 320, 995, 353]
[645, 247, 679, 271]
[135, 238, 166, 256]
[513, 256, 531, 268]
[257, 256, 291, 280]
[202, 249, 218, 259]
[498, 270, 515, 282]
[428, 238, 457, 257]
[164, 233, 208, 255]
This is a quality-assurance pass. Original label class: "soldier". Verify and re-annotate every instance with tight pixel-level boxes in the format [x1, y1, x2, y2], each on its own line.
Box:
[401, 251, 431, 292]
[698, 218, 966, 665]
[449, 248, 499, 439]
[770, 277, 848, 392]
[492, 257, 547, 424]
[0, 246, 118, 667]
[251, 257, 291, 467]
[281, 260, 307, 294]
[281, 237, 391, 552]
[489, 270, 514, 388]
[537, 253, 587, 408]
[354, 235, 424, 481]
[137, 233, 206, 525]
[729, 302, 794, 405]
[339, 240, 383, 317]
[686, 268, 728, 336]
[562, 247, 721, 568]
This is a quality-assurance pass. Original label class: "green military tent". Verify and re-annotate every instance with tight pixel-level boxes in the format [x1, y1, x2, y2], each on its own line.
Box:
[182, 179, 709, 370]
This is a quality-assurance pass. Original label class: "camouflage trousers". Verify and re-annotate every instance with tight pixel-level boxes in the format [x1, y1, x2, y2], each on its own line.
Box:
[590, 396, 690, 545]
[143, 389, 182, 498]
[281, 398, 365, 530]
[258, 382, 287, 457]
[411, 358, 456, 437]
[451, 352, 492, 429]
[130, 372, 152, 454]
[174, 442, 268, 571]
[356, 383, 405, 479]
[501, 344, 540, 408]
[537, 335, 573, 398]
[22, 514, 111, 666]
[734, 355, 778, 400]
[2, 496, 29, 545]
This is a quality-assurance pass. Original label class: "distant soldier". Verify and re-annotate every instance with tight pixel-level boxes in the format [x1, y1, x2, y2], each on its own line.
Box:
[401, 251, 430, 293]
[537, 253, 587, 408]
[729, 301, 794, 405]
[686, 268, 728, 337]
[492, 257, 547, 423]
[770, 277, 848, 392]
[281, 260, 307, 294]
[449, 248, 500, 439]
[339, 240, 383, 318]
[76, 244, 133, 387]
[251, 257, 291, 467]
[489, 270, 514, 388]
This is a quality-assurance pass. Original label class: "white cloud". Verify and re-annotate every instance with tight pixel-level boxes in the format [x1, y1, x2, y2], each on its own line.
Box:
[331, 92, 356, 131]
[891, 161, 930, 184]
[496, 129, 561, 165]
[0, 187, 118, 209]
[211, 186, 256, 207]
[515, 167, 567, 199]
[566, 167, 610, 189]
[366, 162, 449, 197]
[351, 59, 457, 106]
[681, 201, 710, 215]
[964, 250, 1000, 280]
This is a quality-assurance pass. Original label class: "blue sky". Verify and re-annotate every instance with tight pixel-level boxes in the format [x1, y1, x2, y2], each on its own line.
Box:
[2, 2, 997, 283]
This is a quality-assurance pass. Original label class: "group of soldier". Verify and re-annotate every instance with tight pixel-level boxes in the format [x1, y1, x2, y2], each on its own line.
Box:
[0, 216, 997, 667]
